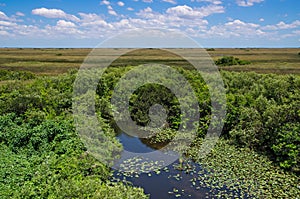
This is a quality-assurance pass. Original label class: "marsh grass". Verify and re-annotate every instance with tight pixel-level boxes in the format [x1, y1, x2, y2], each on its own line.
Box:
[0, 48, 299, 75]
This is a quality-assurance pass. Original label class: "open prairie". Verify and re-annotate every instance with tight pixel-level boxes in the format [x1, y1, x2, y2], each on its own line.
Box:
[0, 48, 299, 75]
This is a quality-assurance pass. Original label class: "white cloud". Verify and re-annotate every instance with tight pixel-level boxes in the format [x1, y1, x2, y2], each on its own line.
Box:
[166, 5, 197, 18]
[236, 0, 264, 7]
[276, 20, 300, 29]
[0, 11, 24, 23]
[198, 4, 224, 16]
[101, 0, 110, 5]
[162, 0, 177, 4]
[0, 20, 17, 26]
[42, 20, 82, 37]
[127, 7, 134, 11]
[32, 8, 80, 22]
[205, 19, 265, 38]
[226, 19, 259, 29]
[263, 20, 300, 30]
[195, 0, 222, 5]
[143, 7, 153, 13]
[78, 13, 110, 27]
[107, 5, 118, 16]
[16, 12, 25, 17]
[166, 5, 224, 19]
[143, 0, 153, 3]
[56, 20, 76, 28]
[117, 1, 125, 6]
[108, 9, 117, 16]
[0, 11, 8, 20]
[136, 6, 209, 30]
[259, 18, 264, 22]
[281, 30, 300, 39]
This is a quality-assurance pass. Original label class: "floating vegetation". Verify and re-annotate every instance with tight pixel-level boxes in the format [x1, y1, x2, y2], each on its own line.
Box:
[112, 133, 300, 198]
[114, 156, 166, 177]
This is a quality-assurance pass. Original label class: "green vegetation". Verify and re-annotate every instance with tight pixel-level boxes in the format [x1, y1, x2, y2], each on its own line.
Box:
[0, 72, 148, 198]
[1, 48, 300, 75]
[0, 69, 35, 81]
[188, 139, 300, 198]
[215, 56, 251, 66]
[0, 48, 299, 198]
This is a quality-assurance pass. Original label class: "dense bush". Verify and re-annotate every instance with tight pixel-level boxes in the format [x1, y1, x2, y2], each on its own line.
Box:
[222, 72, 300, 172]
[206, 48, 215, 51]
[215, 56, 251, 66]
[0, 73, 75, 116]
[0, 69, 35, 81]
[0, 71, 148, 198]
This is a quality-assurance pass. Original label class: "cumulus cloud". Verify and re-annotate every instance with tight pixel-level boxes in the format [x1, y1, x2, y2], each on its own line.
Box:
[276, 20, 300, 29]
[117, 1, 125, 6]
[101, 0, 110, 5]
[166, 5, 198, 18]
[107, 5, 117, 16]
[108, 10, 117, 16]
[78, 13, 110, 27]
[198, 4, 224, 16]
[263, 20, 300, 30]
[204, 19, 265, 38]
[226, 19, 259, 29]
[56, 20, 76, 28]
[127, 7, 134, 11]
[32, 8, 80, 22]
[236, 0, 264, 7]
[136, 6, 209, 30]
[166, 4, 224, 19]
[42, 20, 83, 37]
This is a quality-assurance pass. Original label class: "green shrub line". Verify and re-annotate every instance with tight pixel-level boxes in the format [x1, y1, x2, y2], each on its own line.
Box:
[0, 69, 35, 81]
[215, 56, 251, 66]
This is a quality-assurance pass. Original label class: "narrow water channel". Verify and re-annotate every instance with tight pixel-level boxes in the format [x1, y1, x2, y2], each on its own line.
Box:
[111, 132, 244, 199]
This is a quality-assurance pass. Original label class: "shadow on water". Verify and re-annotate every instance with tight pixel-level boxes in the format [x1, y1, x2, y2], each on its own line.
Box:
[111, 132, 246, 199]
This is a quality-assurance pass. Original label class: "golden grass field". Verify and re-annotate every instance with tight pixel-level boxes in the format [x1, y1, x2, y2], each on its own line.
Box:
[0, 48, 299, 75]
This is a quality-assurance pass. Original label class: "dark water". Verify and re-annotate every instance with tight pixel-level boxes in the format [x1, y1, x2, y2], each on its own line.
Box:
[111, 132, 221, 199]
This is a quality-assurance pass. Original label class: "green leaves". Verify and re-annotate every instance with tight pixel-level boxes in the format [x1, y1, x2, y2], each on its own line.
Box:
[272, 123, 300, 171]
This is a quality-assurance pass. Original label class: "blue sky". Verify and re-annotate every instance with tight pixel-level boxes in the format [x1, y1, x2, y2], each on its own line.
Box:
[0, 0, 299, 47]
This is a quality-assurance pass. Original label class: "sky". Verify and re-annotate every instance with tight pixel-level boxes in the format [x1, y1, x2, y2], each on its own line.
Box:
[0, 0, 299, 47]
